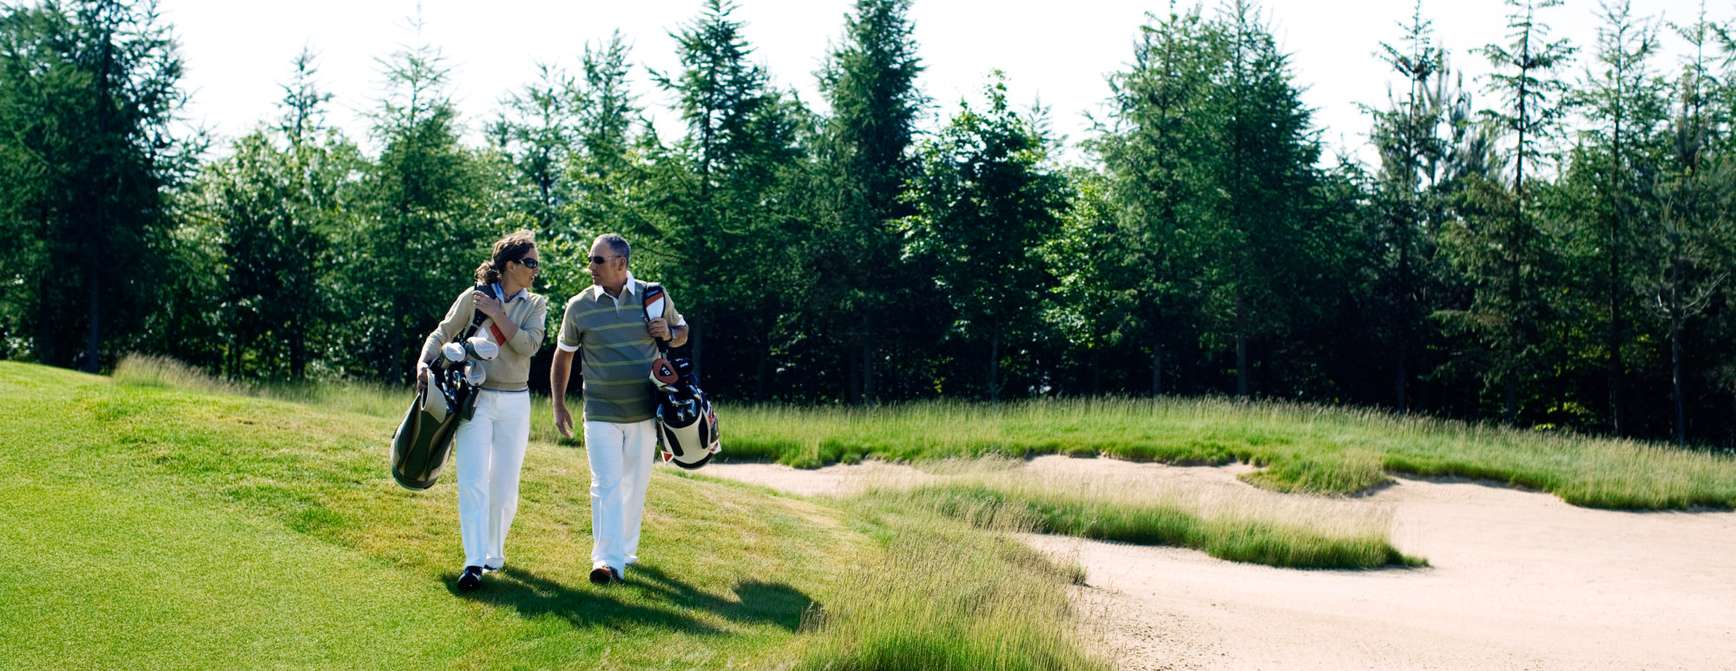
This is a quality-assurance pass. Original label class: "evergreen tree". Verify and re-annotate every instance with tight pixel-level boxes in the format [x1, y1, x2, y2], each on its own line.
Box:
[0, 0, 196, 370]
[490, 62, 575, 239]
[1200, 0, 1323, 397]
[1454, 0, 1576, 421]
[904, 75, 1069, 400]
[810, 0, 925, 403]
[347, 25, 492, 383]
[1567, 0, 1668, 433]
[1366, 0, 1448, 412]
[1086, 3, 1220, 396]
[653, 0, 809, 396]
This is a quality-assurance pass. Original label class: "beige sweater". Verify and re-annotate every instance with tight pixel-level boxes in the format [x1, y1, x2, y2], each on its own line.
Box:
[419, 286, 549, 391]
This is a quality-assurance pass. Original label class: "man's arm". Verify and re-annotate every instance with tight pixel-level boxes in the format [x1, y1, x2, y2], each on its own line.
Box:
[550, 348, 576, 438]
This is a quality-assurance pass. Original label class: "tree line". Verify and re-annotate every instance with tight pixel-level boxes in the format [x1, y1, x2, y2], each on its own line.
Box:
[2, 0, 1734, 447]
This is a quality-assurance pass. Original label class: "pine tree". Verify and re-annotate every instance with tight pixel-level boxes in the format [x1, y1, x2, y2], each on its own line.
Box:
[1568, 0, 1668, 433]
[1462, 0, 1575, 421]
[904, 75, 1069, 400]
[653, 0, 808, 395]
[490, 62, 575, 239]
[1367, 0, 1448, 411]
[0, 0, 196, 371]
[1088, 2, 1220, 396]
[812, 0, 925, 403]
[1200, 0, 1322, 397]
[349, 20, 491, 383]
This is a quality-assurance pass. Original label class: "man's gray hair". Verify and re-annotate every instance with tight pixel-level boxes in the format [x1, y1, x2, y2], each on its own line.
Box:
[595, 233, 630, 262]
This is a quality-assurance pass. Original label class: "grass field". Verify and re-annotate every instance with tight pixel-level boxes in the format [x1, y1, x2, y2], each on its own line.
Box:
[4, 359, 1106, 669]
[720, 399, 1736, 510]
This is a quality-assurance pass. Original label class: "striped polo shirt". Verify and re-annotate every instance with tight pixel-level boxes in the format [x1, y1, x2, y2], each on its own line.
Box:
[556, 274, 685, 423]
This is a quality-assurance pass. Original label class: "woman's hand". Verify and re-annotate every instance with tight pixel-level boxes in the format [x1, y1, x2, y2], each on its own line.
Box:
[472, 291, 506, 322]
[416, 362, 431, 391]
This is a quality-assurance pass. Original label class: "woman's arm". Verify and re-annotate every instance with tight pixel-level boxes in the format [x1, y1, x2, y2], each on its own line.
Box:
[503, 296, 548, 356]
[417, 290, 473, 366]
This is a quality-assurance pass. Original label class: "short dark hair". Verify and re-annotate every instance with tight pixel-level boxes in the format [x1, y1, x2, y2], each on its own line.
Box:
[595, 233, 630, 263]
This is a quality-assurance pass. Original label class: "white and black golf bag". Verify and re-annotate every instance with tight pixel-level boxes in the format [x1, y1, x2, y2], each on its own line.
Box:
[641, 284, 720, 469]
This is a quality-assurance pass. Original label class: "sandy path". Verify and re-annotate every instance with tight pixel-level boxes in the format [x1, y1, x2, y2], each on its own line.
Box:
[702, 457, 1736, 670]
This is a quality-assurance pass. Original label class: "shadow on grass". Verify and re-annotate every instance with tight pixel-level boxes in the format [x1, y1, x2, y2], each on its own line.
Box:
[630, 564, 814, 632]
[446, 564, 815, 634]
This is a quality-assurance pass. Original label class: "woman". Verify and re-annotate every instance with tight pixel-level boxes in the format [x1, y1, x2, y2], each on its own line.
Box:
[415, 230, 548, 592]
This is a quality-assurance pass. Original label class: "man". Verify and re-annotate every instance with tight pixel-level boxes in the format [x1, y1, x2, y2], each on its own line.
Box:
[551, 233, 689, 586]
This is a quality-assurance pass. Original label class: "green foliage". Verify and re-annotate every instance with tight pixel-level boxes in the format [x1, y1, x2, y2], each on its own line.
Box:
[343, 34, 500, 383]
[806, 0, 927, 403]
[903, 74, 1069, 400]
[3, 1, 1736, 446]
[0, 0, 197, 370]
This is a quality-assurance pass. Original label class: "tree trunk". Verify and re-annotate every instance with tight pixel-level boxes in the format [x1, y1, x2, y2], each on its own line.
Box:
[82, 270, 101, 373]
[861, 313, 876, 403]
[1235, 291, 1248, 398]
[1089, 348, 1102, 396]
[987, 329, 1001, 402]
[1395, 354, 1408, 414]
[1151, 342, 1164, 396]
[754, 343, 770, 400]
[1671, 312, 1685, 448]
[845, 342, 861, 405]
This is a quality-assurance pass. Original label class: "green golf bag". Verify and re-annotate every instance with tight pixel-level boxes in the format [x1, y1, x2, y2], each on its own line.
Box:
[390, 285, 498, 490]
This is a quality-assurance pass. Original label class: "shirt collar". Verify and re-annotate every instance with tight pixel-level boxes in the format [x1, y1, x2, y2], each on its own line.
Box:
[492, 282, 526, 304]
[595, 272, 637, 302]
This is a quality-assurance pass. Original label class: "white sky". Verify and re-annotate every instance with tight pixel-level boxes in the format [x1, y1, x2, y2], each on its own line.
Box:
[162, 0, 1723, 165]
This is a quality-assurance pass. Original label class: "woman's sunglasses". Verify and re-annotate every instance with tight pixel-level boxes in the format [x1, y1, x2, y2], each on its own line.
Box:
[515, 258, 540, 270]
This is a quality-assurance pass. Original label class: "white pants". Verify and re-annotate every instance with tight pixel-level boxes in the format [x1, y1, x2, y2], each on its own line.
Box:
[453, 390, 530, 568]
[585, 419, 657, 571]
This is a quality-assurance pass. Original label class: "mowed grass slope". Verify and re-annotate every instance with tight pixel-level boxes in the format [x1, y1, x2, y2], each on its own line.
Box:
[723, 399, 1736, 510]
[0, 361, 1104, 670]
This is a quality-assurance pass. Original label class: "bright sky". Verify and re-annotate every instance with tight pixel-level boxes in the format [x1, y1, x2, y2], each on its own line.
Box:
[162, 0, 1722, 165]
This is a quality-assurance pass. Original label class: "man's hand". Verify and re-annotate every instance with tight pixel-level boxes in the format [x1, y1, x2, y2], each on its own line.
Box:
[472, 291, 506, 322]
[553, 402, 574, 439]
[647, 317, 671, 341]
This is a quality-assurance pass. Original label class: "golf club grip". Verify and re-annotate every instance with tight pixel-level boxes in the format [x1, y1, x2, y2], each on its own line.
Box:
[467, 284, 493, 330]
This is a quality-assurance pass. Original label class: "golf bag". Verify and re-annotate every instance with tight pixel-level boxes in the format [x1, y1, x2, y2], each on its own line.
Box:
[390, 285, 502, 490]
[642, 283, 720, 469]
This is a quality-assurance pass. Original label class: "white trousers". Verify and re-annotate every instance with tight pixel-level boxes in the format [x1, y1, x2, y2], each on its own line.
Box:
[453, 390, 530, 568]
[585, 419, 657, 571]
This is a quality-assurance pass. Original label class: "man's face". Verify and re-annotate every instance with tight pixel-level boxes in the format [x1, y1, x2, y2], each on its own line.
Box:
[588, 241, 626, 287]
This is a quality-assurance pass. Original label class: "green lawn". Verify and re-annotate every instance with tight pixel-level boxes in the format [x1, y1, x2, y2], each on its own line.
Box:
[1, 361, 1104, 670]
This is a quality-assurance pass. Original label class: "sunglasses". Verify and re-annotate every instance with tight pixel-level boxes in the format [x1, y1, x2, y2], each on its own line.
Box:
[515, 258, 539, 270]
[588, 255, 619, 266]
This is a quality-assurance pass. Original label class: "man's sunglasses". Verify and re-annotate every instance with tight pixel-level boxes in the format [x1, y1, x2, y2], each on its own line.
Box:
[588, 255, 619, 266]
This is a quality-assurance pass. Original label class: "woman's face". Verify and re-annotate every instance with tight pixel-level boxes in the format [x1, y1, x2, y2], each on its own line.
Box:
[505, 245, 540, 287]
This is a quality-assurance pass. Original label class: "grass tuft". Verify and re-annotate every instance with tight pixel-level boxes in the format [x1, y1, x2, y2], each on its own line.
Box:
[722, 398, 1736, 510]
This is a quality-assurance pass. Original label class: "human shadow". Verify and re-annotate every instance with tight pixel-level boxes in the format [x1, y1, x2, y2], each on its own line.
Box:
[445, 565, 724, 635]
[625, 564, 816, 632]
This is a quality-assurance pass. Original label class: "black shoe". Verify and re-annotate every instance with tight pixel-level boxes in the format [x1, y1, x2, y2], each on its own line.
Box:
[609, 566, 624, 584]
[458, 565, 483, 592]
[482, 564, 502, 574]
[589, 566, 613, 585]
